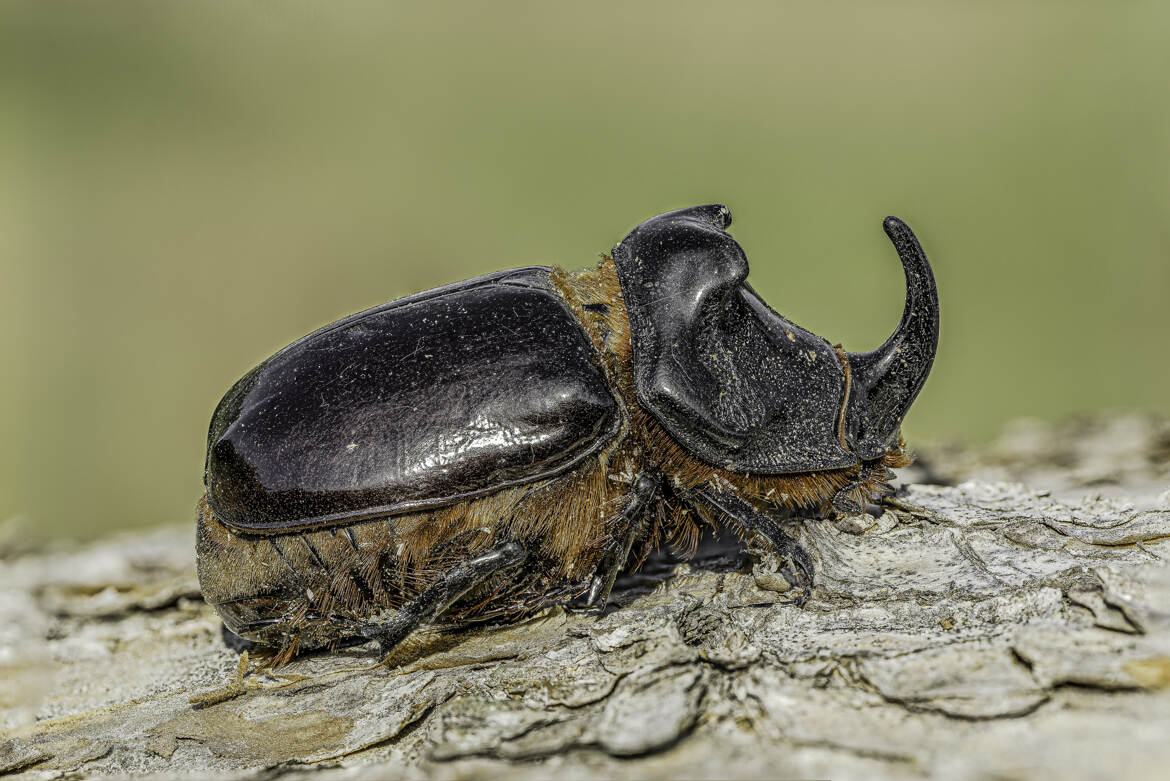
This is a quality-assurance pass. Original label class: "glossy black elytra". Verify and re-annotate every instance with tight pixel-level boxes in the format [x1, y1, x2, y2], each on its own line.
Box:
[196, 204, 939, 665]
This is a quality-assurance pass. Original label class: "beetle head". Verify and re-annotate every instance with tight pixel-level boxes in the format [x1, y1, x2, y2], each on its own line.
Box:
[610, 204, 938, 473]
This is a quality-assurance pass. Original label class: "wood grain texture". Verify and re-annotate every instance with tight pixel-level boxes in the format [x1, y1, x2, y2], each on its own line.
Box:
[2, 413, 1169, 780]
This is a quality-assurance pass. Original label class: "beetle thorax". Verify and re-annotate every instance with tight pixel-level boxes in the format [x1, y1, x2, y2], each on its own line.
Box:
[551, 258, 909, 525]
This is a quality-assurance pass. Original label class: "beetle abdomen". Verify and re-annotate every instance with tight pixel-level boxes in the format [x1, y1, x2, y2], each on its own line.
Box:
[204, 267, 621, 532]
[196, 431, 645, 660]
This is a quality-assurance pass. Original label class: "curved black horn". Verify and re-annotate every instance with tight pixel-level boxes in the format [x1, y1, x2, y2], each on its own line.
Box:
[843, 216, 939, 460]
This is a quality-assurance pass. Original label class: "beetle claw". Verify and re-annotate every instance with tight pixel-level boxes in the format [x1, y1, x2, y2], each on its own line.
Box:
[684, 486, 817, 606]
[777, 539, 815, 606]
[573, 601, 609, 617]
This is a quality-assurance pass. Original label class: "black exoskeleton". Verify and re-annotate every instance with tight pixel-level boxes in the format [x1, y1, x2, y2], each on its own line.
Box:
[197, 204, 940, 665]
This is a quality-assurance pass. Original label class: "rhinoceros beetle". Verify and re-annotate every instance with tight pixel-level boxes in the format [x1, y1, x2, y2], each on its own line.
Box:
[196, 204, 939, 664]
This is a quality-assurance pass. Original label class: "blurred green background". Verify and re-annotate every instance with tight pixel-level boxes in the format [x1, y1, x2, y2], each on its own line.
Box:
[1, 1, 1167, 541]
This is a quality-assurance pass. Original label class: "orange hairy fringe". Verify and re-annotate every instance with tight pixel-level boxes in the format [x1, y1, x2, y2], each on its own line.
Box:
[198, 256, 910, 666]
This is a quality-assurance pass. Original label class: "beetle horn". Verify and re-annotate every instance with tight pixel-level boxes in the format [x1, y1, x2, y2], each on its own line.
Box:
[843, 216, 939, 460]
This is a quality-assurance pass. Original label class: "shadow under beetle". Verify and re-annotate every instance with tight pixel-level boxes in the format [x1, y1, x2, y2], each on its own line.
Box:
[196, 204, 939, 665]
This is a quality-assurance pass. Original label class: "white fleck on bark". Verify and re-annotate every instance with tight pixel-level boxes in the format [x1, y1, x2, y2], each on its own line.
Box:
[2, 413, 1169, 781]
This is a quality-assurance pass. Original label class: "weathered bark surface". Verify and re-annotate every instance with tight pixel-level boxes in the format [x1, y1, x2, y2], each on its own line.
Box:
[2, 414, 1169, 780]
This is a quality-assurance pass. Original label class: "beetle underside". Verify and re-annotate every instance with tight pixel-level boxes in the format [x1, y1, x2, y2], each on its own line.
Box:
[197, 256, 910, 667]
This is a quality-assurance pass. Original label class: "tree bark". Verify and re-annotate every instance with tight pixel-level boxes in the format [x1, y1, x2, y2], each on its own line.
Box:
[2, 413, 1169, 780]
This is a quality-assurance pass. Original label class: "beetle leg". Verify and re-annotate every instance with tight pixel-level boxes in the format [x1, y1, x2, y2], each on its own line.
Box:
[833, 462, 897, 516]
[831, 482, 866, 516]
[583, 472, 661, 610]
[881, 493, 951, 524]
[357, 542, 528, 656]
[684, 487, 815, 605]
